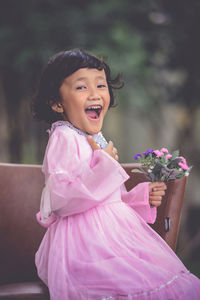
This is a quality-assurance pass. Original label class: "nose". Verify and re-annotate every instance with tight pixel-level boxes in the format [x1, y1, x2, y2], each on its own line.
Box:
[87, 87, 101, 100]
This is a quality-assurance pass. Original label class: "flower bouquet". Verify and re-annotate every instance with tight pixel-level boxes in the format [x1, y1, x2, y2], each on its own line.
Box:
[133, 148, 192, 182]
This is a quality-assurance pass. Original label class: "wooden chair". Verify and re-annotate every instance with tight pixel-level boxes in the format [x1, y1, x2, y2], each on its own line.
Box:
[0, 163, 186, 300]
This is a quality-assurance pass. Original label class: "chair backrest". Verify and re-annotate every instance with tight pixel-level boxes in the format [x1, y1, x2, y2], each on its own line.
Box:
[0, 163, 45, 284]
[0, 163, 186, 285]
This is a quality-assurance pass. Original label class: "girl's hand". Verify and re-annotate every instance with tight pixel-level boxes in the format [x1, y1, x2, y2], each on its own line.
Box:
[87, 136, 119, 161]
[149, 182, 167, 207]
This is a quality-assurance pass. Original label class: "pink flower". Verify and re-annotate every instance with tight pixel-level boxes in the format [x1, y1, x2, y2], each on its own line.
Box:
[161, 148, 169, 154]
[178, 156, 187, 164]
[178, 162, 189, 170]
[166, 154, 172, 160]
[154, 150, 164, 157]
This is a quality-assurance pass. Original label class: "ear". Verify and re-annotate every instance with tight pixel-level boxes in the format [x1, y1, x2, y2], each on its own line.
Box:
[51, 103, 64, 113]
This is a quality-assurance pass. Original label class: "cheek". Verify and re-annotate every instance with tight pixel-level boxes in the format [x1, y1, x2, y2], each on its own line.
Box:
[105, 89, 111, 107]
[103, 100, 110, 117]
[106, 94, 111, 109]
[66, 101, 85, 121]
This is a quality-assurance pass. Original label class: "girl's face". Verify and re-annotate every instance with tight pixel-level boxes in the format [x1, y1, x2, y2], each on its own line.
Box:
[53, 68, 110, 134]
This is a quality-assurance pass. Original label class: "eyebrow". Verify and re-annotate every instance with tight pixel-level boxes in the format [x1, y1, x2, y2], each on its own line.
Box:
[75, 76, 106, 82]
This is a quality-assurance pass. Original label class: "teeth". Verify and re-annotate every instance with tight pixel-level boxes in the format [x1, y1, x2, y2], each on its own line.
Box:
[86, 105, 102, 110]
[85, 105, 102, 118]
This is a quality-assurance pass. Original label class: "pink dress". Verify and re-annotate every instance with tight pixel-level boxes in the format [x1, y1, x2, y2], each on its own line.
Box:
[35, 121, 200, 300]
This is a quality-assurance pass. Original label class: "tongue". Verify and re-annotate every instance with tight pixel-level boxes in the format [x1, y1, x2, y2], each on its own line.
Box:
[86, 110, 98, 119]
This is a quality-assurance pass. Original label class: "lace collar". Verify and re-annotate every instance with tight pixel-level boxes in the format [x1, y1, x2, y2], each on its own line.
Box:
[49, 121, 108, 149]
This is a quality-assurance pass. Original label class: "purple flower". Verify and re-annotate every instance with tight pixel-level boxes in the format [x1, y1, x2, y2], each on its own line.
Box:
[134, 153, 142, 160]
[143, 149, 154, 156]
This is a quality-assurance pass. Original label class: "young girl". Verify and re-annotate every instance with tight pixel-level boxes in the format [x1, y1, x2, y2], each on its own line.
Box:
[33, 49, 200, 300]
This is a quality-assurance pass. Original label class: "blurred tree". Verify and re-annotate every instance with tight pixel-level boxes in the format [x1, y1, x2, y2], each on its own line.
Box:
[0, 0, 200, 163]
[0, 0, 151, 162]
[160, 1, 200, 165]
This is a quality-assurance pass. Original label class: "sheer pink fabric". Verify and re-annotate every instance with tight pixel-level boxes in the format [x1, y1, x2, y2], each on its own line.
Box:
[35, 122, 200, 300]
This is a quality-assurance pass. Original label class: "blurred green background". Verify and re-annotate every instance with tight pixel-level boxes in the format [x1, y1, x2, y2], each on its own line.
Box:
[0, 0, 199, 277]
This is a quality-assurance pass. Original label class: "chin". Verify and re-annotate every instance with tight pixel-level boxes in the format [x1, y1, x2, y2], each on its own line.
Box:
[87, 129, 100, 135]
[87, 125, 102, 135]
[85, 121, 103, 135]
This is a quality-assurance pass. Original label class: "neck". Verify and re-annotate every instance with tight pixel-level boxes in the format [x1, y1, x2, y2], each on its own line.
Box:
[50, 120, 108, 149]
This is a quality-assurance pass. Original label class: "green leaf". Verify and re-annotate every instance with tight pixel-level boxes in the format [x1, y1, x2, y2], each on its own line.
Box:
[167, 159, 181, 169]
[171, 150, 180, 160]
[131, 169, 144, 174]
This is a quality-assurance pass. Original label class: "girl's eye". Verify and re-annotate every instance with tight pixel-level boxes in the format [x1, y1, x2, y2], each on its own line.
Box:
[97, 84, 107, 88]
[76, 86, 86, 90]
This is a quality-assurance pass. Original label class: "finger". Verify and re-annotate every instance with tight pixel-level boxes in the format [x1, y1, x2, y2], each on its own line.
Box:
[113, 147, 118, 154]
[149, 182, 167, 192]
[152, 186, 167, 193]
[149, 195, 163, 202]
[104, 141, 114, 153]
[112, 145, 119, 160]
[87, 136, 101, 150]
[150, 200, 162, 207]
[150, 181, 166, 186]
[106, 141, 114, 150]
[112, 147, 118, 160]
[149, 182, 166, 189]
[157, 182, 167, 189]
[150, 190, 166, 197]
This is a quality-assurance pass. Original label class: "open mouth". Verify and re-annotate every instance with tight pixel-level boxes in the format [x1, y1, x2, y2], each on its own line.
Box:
[85, 105, 102, 119]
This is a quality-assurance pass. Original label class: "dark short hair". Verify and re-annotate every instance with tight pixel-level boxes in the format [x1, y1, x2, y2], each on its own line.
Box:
[32, 49, 123, 124]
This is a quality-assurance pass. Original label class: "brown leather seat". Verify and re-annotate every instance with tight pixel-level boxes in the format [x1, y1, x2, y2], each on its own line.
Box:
[0, 163, 186, 299]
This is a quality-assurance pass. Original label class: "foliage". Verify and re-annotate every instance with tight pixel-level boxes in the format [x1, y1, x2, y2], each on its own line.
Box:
[0, 0, 200, 163]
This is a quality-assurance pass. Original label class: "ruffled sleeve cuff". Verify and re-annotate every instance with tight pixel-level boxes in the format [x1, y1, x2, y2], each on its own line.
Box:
[36, 211, 57, 228]
[121, 182, 157, 224]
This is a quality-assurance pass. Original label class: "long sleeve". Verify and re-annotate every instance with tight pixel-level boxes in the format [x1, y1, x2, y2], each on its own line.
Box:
[39, 128, 129, 225]
[121, 182, 157, 224]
